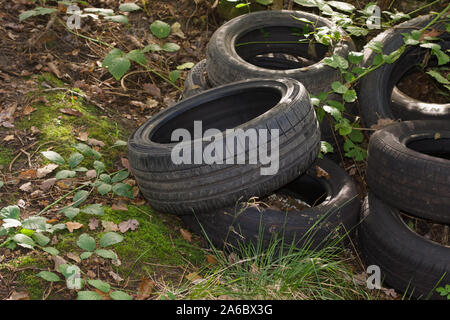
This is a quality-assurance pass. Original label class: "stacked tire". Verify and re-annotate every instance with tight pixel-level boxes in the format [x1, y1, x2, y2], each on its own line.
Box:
[128, 11, 361, 253]
[360, 120, 450, 300]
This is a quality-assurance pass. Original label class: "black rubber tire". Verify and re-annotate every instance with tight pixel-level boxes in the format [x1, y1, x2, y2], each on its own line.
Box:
[183, 59, 211, 99]
[366, 120, 450, 223]
[358, 14, 450, 127]
[181, 157, 360, 250]
[128, 78, 321, 215]
[391, 87, 450, 120]
[359, 193, 450, 300]
[206, 10, 355, 95]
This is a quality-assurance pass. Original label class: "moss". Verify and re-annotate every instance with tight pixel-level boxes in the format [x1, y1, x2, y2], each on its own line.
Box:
[101, 206, 204, 279]
[16, 81, 128, 168]
[0, 146, 14, 167]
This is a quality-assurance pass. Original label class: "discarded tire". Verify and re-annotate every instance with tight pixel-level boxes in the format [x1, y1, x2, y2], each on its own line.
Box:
[128, 78, 321, 215]
[359, 193, 450, 300]
[206, 10, 355, 95]
[358, 15, 450, 127]
[183, 59, 210, 98]
[181, 157, 360, 250]
[366, 120, 450, 224]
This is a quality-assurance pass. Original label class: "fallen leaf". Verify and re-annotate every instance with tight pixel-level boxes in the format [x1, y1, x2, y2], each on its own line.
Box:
[109, 271, 123, 283]
[30, 126, 40, 135]
[66, 221, 83, 232]
[86, 170, 97, 179]
[121, 158, 131, 172]
[19, 182, 33, 193]
[102, 221, 119, 232]
[77, 131, 89, 141]
[143, 83, 161, 98]
[23, 105, 36, 115]
[419, 28, 443, 41]
[87, 270, 96, 279]
[48, 62, 62, 78]
[60, 108, 83, 117]
[7, 291, 29, 300]
[370, 118, 396, 130]
[88, 218, 99, 230]
[111, 202, 128, 211]
[52, 255, 67, 271]
[185, 272, 202, 283]
[180, 228, 192, 242]
[315, 165, 331, 180]
[41, 178, 56, 191]
[118, 219, 139, 233]
[206, 255, 217, 265]
[3, 135, 14, 142]
[88, 138, 105, 147]
[136, 277, 155, 300]
[66, 252, 81, 263]
[37, 163, 59, 178]
[19, 169, 37, 180]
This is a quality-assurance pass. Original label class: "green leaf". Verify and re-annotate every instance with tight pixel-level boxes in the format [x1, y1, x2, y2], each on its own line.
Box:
[125, 50, 147, 64]
[177, 62, 194, 70]
[32, 233, 50, 246]
[42, 247, 59, 256]
[83, 8, 114, 16]
[13, 234, 36, 249]
[372, 54, 384, 66]
[323, 54, 348, 69]
[68, 153, 84, 169]
[320, 141, 334, 154]
[93, 161, 106, 174]
[77, 291, 102, 300]
[77, 233, 96, 252]
[37, 271, 61, 282]
[100, 232, 124, 247]
[368, 41, 383, 54]
[142, 43, 162, 52]
[2, 219, 21, 229]
[104, 15, 129, 24]
[111, 171, 129, 183]
[384, 46, 405, 64]
[346, 26, 368, 37]
[112, 140, 127, 147]
[95, 249, 117, 259]
[162, 43, 180, 53]
[110, 291, 133, 300]
[0, 181, 3, 189]
[80, 252, 93, 260]
[19, 10, 38, 22]
[112, 183, 134, 198]
[80, 204, 104, 216]
[88, 279, 111, 293]
[41, 151, 65, 165]
[328, 1, 355, 12]
[348, 128, 364, 143]
[420, 43, 441, 50]
[348, 51, 364, 64]
[150, 20, 171, 39]
[21, 217, 47, 231]
[335, 118, 353, 136]
[119, 3, 142, 12]
[105, 56, 131, 81]
[61, 207, 80, 220]
[169, 70, 181, 84]
[20, 228, 34, 237]
[73, 190, 89, 207]
[74, 143, 102, 159]
[323, 105, 341, 121]
[331, 81, 348, 94]
[99, 174, 112, 184]
[97, 183, 112, 195]
[343, 89, 357, 103]
[293, 0, 319, 8]
[432, 49, 450, 66]
[256, 0, 273, 5]
[55, 170, 76, 180]
[0, 205, 20, 220]
[427, 70, 450, 85]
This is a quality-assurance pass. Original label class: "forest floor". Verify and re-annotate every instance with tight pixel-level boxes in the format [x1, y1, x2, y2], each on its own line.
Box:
[0, 0, 446, 300]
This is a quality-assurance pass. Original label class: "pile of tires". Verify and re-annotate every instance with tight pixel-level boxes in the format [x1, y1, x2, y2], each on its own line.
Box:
[183, 10, 356, 142]
[360, 120, 450, 299]
[128, 77, 361, 251]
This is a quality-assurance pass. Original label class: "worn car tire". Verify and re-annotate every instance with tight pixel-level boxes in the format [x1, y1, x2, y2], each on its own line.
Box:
[359, 194, 450, 300]
[366, 120, 450, 223]
[206, 10, 355, 95]
[183, 59, 211, 99]
[128, 78, 321, 215]
[181, 157, 360, 250]
[358, 14, 450, 127]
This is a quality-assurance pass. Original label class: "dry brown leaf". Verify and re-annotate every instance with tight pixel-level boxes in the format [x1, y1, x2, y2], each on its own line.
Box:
[111, 202, 128, 211]
[87, 138, 105, 147]
[19, 182, 33, 193]
[109, 271, 124, 283]
[185, 272, 202, 283]
[136, 277, 155, 300]
[23, 105, 36, 115]
[41, 178, 56, 191]
[7, 291, 30, 300]
[206, 255, 218, 265]
[419, 28, 443, 41]
[66, 221, 83, 232]
[86, 170, 97, 179]
[180, 228, 192, 242]
[3, 135, 14, 142]
[60, 108, 83, 117]
[315, 165, 331, 180]
[143, 83, 161, 98]
[19, 169, 37, 180]
[37, 163, 58, 178]
[88, 218, 99, 230]
[118, 219, 139, 233]
[77, 131, 89, 141]
[370, 118, 396, 130]
[66, 252, 81, 263]
[102, 220, 119, 232]
[48, 62, 62, 78]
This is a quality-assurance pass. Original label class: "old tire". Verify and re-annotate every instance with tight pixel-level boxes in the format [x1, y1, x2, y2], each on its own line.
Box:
[206, 10, 355, 95]
[128, 78, 321, 215]
[366, 120, 450, 223]
[183, 59, 211, 99]
[359, 194, 450, 300]
[181, 157, 360, 250]
[358, 14, 450, 127]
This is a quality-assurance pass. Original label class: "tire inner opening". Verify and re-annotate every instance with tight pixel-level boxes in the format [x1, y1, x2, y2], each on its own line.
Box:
[406, 137, 450, 160]
[235, 26, 328, 70]
[400, 212, 450, 247]
[151, 87, 282, 144]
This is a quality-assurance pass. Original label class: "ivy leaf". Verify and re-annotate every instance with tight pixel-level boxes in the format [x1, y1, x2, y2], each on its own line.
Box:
[41, 151, 65, 165]
[100, 232, 124, 247]
[102, 49, 130, 80]
[368, 41, 383, 54]
[112, 183, 134, 198]
[348, 128, 364, 143]
[77, 233, 96, 252]
[37, 271, 61, 282]
[99, 174, 112, 184]
[150, 20, 171, 39]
